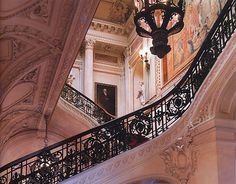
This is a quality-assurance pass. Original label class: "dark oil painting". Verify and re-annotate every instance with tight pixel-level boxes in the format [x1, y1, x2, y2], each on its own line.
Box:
[95, 83, 117, 116]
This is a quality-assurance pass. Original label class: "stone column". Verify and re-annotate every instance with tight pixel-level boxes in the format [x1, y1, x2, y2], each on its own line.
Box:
[84, 38, 95, 100]
[74, 51, 83, 92]
[123, 47, 131, 113]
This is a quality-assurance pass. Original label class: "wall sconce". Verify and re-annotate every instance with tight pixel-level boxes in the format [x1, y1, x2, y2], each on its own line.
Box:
[139, 49, 149, 63]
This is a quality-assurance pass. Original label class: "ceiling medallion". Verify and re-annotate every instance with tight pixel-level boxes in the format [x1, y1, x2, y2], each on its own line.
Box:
[134, 0, 185, 58]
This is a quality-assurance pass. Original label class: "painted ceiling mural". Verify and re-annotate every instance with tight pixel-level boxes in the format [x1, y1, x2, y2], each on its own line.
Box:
[94, 0, 135, 24]
[167, 0, 227, 80]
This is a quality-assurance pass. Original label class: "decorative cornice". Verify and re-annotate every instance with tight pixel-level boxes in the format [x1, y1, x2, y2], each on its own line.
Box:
[90, 19, 126, 36]
[87, 29, 128, 47]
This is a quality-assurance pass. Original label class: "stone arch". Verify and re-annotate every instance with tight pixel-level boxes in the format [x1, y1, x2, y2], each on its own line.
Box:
[123, 174, 179, 184]
[214, 72, 236, 120]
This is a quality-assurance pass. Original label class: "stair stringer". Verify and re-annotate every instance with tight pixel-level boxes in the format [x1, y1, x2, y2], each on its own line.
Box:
[48, 98, 99, 139]
[57, 98, 99, 127]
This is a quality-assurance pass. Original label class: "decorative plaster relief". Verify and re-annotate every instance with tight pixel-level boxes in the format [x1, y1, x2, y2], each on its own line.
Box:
[24, 0, 50, 23]
[1, 82, 34, 111]
[0, 48, 51, 94]
[189, 100, 212, 128]
[161, 133, 197, 184]
[109, 0, 131, 24]
[12, 39, 29, 60]
[0, 37, 36, 64]
[0, 0, 98, 149]
[0, 67, 40, 110]
[0, 0, 42, 19]
[19, 68, 40, 105]
[0, 39, 13, 61]
[20, 68, 40, 83]
[0, 25, 61, 48]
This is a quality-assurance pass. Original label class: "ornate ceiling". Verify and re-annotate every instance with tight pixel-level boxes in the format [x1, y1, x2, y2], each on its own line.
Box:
[94, 0, 135, 25]
[90, 0, 135, 57]
[0, 0, 100, 152]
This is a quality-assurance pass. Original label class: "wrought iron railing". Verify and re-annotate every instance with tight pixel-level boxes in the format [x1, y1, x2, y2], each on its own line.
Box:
[61, 84, 114, 124]
[0, 0, 235, 183]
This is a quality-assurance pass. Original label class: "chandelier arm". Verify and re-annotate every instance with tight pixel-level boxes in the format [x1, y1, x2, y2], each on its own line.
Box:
[146, 11, 158, 32]
[136, 27, 152, 37]
[161, 10, 172, 29]
[167, 21, 184, 36]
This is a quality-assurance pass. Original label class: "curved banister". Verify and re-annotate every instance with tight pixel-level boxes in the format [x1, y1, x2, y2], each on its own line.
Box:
[0, 0, 235, 183]
[61, 84, 114, 124]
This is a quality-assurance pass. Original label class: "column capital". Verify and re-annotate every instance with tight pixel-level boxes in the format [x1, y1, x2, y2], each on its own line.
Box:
[85, 38, 96, 49]
[123, 47, 131, 59]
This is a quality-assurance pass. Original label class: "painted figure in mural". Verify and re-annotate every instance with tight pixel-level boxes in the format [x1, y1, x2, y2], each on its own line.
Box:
[66, 74, 75, 86]
[174, 38, 184, 68]
[136, 81, 145, 106]
[186, 0, 220, 54]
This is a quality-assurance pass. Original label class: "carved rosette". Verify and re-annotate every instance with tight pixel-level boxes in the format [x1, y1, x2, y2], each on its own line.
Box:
[160, 134, 197, 184]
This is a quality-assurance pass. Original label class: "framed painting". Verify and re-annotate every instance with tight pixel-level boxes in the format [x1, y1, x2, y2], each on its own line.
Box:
[95, 83, 117, 116]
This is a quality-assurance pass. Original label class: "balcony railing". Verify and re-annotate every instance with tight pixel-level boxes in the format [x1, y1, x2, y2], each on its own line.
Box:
[0, 0, 235, 183]
[61, 84, 114, 124]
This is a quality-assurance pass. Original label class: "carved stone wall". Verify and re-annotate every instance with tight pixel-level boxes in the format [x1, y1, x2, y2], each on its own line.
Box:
[0, 0, 100, 165]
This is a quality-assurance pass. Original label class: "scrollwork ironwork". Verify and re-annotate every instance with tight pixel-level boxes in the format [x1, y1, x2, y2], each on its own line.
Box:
[61, 84, 114, 124]
[129, 113, 152, 136]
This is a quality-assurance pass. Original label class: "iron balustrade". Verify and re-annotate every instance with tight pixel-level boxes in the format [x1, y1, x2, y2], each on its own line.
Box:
[0, 0, 235, 183]
[61, 84, 114, 124]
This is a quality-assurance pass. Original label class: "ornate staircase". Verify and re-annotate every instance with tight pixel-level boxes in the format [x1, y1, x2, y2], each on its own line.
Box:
[0, 0, 235, 183]
[61, 84, 114, 124]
